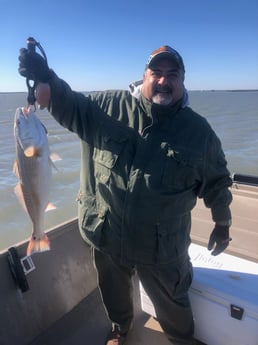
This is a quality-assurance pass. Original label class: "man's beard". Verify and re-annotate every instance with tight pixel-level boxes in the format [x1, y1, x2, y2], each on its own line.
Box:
[152, 87, 173, 105]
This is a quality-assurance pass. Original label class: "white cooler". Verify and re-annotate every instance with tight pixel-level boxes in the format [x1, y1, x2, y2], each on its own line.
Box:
[140, 243, 258, 345]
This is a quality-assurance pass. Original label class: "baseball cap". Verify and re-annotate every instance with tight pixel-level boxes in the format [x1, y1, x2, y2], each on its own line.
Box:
[146, 45, 185, 71]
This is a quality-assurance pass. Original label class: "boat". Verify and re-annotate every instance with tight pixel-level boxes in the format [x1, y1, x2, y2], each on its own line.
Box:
[0, 174, 257, 345]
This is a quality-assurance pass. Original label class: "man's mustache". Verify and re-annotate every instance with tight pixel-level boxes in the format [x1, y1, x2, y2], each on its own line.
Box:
[154, 86, 172, 93]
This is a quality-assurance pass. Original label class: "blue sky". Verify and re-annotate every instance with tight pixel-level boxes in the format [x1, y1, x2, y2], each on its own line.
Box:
[0, 0, 257, 92]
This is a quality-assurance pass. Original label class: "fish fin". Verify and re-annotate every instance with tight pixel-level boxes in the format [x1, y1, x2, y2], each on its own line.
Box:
[26, 234, 50, 256]
[14, 184, 28, 213]
[13, 160, 19, 178]
[50, 152, 62, 169]
[50, 152, 62, 162]
[45, 202, 56, 212]
[49, 153, 61, 171]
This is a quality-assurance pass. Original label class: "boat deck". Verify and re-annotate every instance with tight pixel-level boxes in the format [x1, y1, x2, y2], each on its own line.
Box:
[29, 279, 205, 345]
[0, 178, 257, 345]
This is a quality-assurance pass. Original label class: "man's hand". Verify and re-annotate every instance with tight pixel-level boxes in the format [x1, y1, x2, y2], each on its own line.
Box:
[208, 224, 232, 256]
[18, 48, 51, 82]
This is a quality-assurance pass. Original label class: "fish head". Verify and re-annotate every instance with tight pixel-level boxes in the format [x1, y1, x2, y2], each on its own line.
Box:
[14, 107, 48, 157]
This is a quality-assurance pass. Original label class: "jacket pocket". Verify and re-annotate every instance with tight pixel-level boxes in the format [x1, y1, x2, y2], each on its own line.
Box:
[156, 213, 191, 263]
[77, 193, 108, 246]
[93, 131, 127, 184]
[161, 144, 202, 190]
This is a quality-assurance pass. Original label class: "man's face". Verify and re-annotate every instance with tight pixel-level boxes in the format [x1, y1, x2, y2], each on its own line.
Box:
[141, 58, 185, 106]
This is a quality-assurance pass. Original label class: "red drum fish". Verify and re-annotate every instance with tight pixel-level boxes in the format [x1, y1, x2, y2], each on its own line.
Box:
[13, 107, 56, 256]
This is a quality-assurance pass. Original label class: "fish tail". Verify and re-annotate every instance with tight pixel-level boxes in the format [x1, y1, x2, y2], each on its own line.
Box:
[26, 234, 50, 256]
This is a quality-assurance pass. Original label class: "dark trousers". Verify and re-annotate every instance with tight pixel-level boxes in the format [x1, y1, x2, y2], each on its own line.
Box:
[93, 249, 194, 345]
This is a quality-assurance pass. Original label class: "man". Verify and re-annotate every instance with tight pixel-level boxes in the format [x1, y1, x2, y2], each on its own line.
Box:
[18, 44, 232, 345]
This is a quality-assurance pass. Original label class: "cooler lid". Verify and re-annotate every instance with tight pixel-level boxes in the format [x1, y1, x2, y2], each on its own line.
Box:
[189, 243, 258, 318]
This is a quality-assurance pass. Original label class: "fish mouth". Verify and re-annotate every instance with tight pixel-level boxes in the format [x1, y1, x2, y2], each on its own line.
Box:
[16, 107, 29, 119]
[22, 107, 30, 116]
[14, 108, 28, 129]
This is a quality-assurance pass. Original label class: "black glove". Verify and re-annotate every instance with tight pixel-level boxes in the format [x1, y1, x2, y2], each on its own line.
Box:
[18, 48, 51, 82]
[208, 224, 231, 256]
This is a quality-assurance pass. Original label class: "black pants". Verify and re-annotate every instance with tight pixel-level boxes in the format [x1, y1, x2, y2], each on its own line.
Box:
[93, 249, 194, 345]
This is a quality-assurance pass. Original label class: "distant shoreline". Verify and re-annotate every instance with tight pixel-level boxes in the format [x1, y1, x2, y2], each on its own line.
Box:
[200, 89, 258, 92]
[1, 89, 258, 94]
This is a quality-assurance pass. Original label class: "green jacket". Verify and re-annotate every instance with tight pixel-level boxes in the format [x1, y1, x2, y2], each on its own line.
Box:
[48, 75, 232, 265]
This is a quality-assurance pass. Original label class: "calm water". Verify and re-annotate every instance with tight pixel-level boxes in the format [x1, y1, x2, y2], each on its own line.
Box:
[0, 91, 258, 252]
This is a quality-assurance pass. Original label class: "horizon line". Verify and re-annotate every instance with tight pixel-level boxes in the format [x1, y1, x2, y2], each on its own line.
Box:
[1, 89, 258, 94]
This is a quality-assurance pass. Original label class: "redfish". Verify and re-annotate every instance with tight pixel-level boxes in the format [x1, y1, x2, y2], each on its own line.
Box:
[13, 107, 55, 256]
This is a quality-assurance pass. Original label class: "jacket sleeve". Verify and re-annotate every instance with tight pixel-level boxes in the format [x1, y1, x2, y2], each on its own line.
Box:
[47, 72, 97, 141]
[198, 129, 232, 225]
